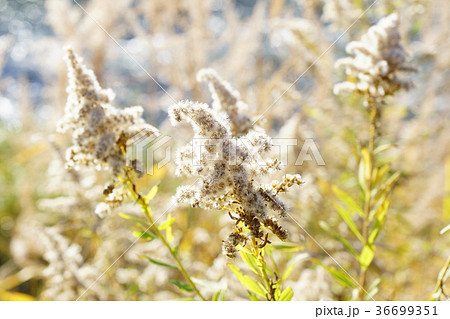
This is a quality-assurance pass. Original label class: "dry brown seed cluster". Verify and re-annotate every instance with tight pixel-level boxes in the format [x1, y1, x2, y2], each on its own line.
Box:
[58, 48, 160, 218]
[169, 71, 303, 257]
[222, 232, 246, 258]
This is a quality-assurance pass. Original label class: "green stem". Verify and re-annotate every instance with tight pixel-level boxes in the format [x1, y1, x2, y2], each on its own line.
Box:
[124, 172, 206, 301]
[359, 98, 377, 299]
[251, 238, 275, 301]
[433, 255, 450, 300]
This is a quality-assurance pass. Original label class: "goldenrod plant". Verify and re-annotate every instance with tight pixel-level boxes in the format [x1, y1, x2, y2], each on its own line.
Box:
[169, 70, 303, 300]
[431, 213, 450, 301]
[326, 13, 416, 300]
[59, 48, 206, 300]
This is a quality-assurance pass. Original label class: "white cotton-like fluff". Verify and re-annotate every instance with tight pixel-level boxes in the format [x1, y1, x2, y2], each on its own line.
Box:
[197, 68, 253, 137]
[169, 71, 304, 255]
[169, 100, 296, 221]
[334, 13, 416, 98]
[94, 202, 111, 218]
[58, 48, 159, 176]
[37, 227, 84, 300]
[321, 0, 362, 31]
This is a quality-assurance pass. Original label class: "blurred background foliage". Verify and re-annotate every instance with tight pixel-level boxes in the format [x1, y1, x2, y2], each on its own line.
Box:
[0, 0, 449, 300]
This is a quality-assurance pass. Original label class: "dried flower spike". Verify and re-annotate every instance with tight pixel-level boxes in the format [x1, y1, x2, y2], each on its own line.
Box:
[58, 47, 159, 177]
[334, 13, 416, 98]
[169, 72, 303, 256]
[197, 68, 253, 137]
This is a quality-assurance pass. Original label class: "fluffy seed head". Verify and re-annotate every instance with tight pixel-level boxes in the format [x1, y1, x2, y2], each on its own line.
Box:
[169, 75, 303, 256]
[58, 47, 159, 176]
[334, 13, 416, 98]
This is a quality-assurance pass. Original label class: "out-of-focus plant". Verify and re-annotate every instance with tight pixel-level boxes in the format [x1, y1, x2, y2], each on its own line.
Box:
[323, 13, 416, 300]
[118, 180, 206, 300]
[431, 224, 450, 301]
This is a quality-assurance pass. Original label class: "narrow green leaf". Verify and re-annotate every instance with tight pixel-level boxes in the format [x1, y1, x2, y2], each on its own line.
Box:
[332, 185, 364, 217]
[271, 242, 304, 252]
[334, 269, 357, 288]
[368, 228, 380, 246]
[359, 245, 375, 270]
[444, 156, 450, 219]
[170, 280, 194, 292]
[327, 266, 357, 288]
[243, 278, 266, 298]
[227, 263, 243, 279]
[373, 171, 400, 201]
[361, 148, 372, 181]
[139, 255, 178, 270]
[369, 192, 390, 222]
[248, 293, 260, 301]
[313, 260, 357, 288]
[368, 198, 389, 245]
[438, 259, 450, 282]
[132, 230, 157, 241]
[374, 143, 396, 155]
[166, 224, 174, 244]
[433, 257, 450, 300]
[372, 164, 391, 186]
[157, 213, 175, 243]
[118, 213, 148, 227]
[281, 263, 294, 282]
[158, 215, 175, 230]
[279, 287, 294, 301]
[333, 203, 364, 243]
[212, 289, 226, 301]
[319, 221, 359, 258]
[227, 263, 267, 298]
[144, 185, 159, 203]
[364, 278, 381, 300]
[358, 157, 368, 193]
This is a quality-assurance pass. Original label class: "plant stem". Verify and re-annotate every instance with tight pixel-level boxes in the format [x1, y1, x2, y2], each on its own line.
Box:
[251, 238, 275, 301]
[433, 255, 450, 300]
[124, 173, 206, 301]
[359, 98, 377, 299]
